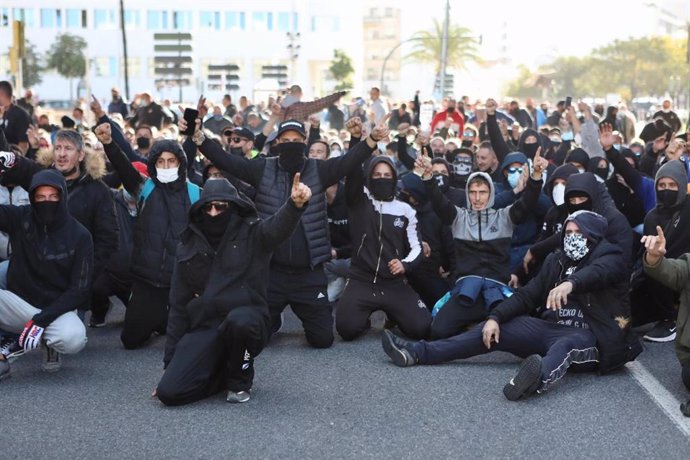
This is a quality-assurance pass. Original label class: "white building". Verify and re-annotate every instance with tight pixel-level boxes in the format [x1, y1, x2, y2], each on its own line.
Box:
[0, 0, 365, 104]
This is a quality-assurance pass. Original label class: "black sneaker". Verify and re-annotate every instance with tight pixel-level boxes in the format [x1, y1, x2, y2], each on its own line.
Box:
[226, 390, 251, 403]
[89, 313, 107, 328]
[503, 354, 543, 401]
[681, 399, 690, 417]
[643, 320, 677, 343]
[381, 330, 419, 367]
[0, 337, 23, 363]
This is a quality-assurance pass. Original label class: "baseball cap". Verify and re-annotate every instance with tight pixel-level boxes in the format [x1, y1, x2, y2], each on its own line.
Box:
[277, 119, 307, 138]
[232, 127, 255, 142]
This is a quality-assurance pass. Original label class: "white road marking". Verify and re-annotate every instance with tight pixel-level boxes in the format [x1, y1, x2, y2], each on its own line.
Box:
[627, 360, 690, 438]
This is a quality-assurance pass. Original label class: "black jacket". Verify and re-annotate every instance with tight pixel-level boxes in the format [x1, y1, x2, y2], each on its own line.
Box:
[104, 139, 199, 287]
[0, 170, 93, 327]
[198, 134, 375, 269]
[164, 179, 306, 366]
[345, 156, 424, 283]
[491, 237, 641, 373]
[4, 151, 118, 279]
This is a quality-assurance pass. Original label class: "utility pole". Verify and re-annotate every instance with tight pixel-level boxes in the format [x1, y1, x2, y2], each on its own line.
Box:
[438, 0, 450, 99]
[119, 0, 130, 100]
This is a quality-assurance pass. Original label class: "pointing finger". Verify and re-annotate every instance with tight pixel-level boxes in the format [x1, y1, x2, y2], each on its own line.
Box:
[293, 172, 301, 190]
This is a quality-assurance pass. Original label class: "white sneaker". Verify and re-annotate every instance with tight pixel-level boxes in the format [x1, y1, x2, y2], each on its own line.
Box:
[43, 345, 61, 373]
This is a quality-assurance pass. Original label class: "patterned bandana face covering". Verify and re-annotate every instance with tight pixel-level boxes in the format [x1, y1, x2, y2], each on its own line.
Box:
[563, 233, 589, 261]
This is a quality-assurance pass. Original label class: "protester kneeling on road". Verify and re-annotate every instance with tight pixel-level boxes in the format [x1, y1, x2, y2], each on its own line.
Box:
[155, 175, 310, 405]
[0, 169, 92, 377]
[382, 210, 643, 401]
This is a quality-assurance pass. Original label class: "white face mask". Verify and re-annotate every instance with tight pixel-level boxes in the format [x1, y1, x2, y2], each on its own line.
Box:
[577, 167, 585, 174]
[156, 167, 179, 184]
[552, 183, 566, 206]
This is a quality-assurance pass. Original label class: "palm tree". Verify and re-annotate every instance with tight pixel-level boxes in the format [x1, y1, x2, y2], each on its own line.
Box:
[407, 20, 482, 73]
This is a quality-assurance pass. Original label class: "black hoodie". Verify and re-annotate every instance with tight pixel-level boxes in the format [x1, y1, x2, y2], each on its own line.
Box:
[491, 210, 642, 373]
[164, 178, 306, 366]
[0, 170, 93, 327]
[345, 156, 424, 283]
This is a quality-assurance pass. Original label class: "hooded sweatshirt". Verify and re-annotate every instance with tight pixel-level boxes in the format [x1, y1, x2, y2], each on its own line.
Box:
[644, 160, 690, 259]
[165, 178, 306, 365]
[425, 169, 543, 283]
[0, 170, 93, 327]
[345, 156, 423, 283]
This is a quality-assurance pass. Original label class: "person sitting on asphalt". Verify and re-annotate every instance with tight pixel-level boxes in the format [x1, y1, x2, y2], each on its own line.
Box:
[382, 210, 643, 401]
[156, 175, 311, 405]
[415, 146, 548, 340]
[0, 169, 92, 378]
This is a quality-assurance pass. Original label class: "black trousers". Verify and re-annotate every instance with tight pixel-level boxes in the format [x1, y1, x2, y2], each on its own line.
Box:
[91, 271, 132, 319]
[683, 361, 690, 392]
[406, 270, 450, 312]
[430, 295, 488, 340]
[630, 276, 678, 326]
[121, 280, 169, 349]
[336, 278, 431, 341]
[268, 266, 334, 348]
[156, 306, 269, 406]
[417, 316, 599, 391]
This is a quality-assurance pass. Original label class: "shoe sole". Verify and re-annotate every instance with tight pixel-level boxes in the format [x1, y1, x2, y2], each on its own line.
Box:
[381, 330, 412, 367]
[6, 350, 25, 363]
[503, 355, 542, 401]
[643, 332, 676, 343]
[89, 322, 107, 328]
[226, 393, 250, 403]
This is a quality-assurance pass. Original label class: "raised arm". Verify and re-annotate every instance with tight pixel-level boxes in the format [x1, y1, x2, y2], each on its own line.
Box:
[485, 99, 511, 161]
[96, 123, 144, 197]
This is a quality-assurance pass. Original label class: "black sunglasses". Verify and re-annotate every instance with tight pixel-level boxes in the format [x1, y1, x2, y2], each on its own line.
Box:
[201, 202, 230, 213]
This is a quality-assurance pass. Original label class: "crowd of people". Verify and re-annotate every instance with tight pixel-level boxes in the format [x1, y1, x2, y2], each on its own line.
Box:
[0, 79, 689, 414]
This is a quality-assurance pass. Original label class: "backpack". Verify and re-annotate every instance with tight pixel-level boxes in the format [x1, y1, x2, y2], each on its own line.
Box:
[138, 178, 201, 210]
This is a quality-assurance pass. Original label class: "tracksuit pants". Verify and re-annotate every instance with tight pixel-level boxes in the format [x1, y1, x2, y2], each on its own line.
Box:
[90, 271, 132, 321]
[416, 316, 599, 391]
[268, 265, 334, 348]
[336, 278, 431, 341]
[121, 280, 169, 349]
[156, 306, 270, 406]
[0, 290, 87, 354]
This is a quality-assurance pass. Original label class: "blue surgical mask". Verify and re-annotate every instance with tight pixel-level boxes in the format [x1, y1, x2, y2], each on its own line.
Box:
[613, 144, 621, 150]
[507, 170, 522, 188]
[561, 131, 574, 141]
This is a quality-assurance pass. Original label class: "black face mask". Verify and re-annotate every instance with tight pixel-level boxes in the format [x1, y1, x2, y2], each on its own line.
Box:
[461, 139, 473, 148]
[566, 197, 592, 214]
[229, 147, 244, 156]
[369, 178, 396, 201]
[594, 167, 608, 181]
[433, 173, 450, 193]
[39, 123, 51, 131]
[447, 107, 455, 113]
[33, 201, 61, 227]
[656, 189, 679, 209]
[278, 142, 306, 174]
[136, 137, 151, 150]
[522, 143, 539, 159]
[200, 209, 232, 248]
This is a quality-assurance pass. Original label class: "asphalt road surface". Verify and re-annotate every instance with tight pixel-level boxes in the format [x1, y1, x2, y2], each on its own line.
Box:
[2, 302, 689, 459]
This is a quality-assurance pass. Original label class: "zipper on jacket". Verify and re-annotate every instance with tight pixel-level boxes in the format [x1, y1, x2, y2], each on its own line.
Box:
[356, 233, 367, 257]
[373, 204, 384, 284]
[477, 211, 483, 242]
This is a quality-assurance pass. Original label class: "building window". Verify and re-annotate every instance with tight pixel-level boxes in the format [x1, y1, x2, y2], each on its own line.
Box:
[66, 9, 87, 28]
[278, 12, 290, 32]
[173, 11, 192, 30]
[124, 10, 141, 29]
[147, 10, 169, 30]
[366, 68, 378, 80]
[13, 8, 35, 28]
[225, 12, 245, 31]
[200, 11, 220, 30]
[385, 8, 394, 17]
[94, 9, 116, 28]
[1, 8, 9, 27]
[252, 12, 272, 31]
[120, 57, 141, 78]
[311, 16, 339, 32]
[40, 8, 62, 28]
